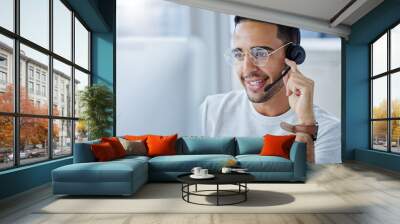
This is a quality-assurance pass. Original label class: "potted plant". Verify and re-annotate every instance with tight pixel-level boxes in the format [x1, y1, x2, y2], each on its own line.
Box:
[79, 84, 114, 140]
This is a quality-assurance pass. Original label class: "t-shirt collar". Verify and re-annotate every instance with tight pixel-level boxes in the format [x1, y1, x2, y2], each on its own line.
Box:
[248, 98, 296, 124]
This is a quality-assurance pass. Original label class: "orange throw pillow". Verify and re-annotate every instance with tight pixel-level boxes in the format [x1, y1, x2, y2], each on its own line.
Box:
[124, 135, 151, 150]
[146, 134, 178, 157]
[260, 134, 296, 159]
[91, 142, 117, 161]
[124, 135, 149, 141]
[101, 137, 127, 158]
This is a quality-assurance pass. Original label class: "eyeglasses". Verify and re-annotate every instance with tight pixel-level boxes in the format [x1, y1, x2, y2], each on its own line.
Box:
[224, 42, 292, 67]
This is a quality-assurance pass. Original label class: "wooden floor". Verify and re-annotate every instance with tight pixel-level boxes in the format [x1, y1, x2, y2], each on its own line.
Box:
[1, 162, 400, 224]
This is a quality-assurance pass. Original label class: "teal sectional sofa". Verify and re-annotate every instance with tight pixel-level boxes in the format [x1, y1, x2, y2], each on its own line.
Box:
[52, 137, 306, 196]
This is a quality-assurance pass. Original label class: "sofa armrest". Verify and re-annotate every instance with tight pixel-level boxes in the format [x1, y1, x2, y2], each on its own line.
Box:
[289, 141, 307, 181]
[73, 142, 97, 163]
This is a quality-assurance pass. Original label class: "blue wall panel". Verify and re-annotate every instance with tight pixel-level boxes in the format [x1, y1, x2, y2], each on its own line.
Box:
[343, 44, 370, 159]
[355, 148, 400, 172]
[91, 32, 115, 135]
[92, 32, 114, 88]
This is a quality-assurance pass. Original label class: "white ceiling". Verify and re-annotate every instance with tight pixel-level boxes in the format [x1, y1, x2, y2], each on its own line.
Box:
[166, 0, 384, 38]
[227, 0, 352, 22]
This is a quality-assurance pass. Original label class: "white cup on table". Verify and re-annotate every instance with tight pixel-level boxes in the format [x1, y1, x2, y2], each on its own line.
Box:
[200, 169, 208, 176]
[191, 167, 202, 176]
[221, 167, 232, 174]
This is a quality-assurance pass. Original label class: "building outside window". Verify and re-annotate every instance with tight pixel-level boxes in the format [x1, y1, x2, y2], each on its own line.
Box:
[35, 83, 40, 95]
[28, 67, 34, 80]
[35, 70, 40, 81]
[41, 73, 46, 82]
[41, 85, 46, 97]
[0, 55, 7, 67]
[0, 71, 6, 82]
[0, 54, 7, 89]
[28, 81, 34, 94]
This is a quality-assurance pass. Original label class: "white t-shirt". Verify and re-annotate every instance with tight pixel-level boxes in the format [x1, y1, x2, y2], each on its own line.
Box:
[200, 90, 341, 164]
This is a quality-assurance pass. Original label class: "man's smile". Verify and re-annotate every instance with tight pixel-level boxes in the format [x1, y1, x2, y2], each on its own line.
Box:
[243, 76, 270, 92]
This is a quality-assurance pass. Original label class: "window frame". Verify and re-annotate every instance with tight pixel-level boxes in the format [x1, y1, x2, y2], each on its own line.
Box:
[0, 0, 92, 171]
[370, 20, 400, 154]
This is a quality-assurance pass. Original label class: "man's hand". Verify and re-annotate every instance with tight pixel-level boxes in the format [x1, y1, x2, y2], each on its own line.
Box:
[282, 58, 316, 125]
[282, 58, 316, 163]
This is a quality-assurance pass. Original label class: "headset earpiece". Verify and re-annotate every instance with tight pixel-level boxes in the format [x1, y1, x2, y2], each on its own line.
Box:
[263, 43, 306, 93]
[285, 44, 306, 65]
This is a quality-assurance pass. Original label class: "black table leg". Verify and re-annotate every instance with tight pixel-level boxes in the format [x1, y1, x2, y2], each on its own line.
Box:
[179, 182, 251, 206]
[245, 183, 247, 201]
[181, 184, 183, 199]
[187, 184, 190, 202]
[217, 184, 219, 206]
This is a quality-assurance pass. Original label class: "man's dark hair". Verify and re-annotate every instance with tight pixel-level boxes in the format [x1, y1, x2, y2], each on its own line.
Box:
[234, 16, 300, 45]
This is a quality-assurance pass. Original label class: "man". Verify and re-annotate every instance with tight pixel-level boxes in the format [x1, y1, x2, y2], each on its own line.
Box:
[200, 16, 341, 164]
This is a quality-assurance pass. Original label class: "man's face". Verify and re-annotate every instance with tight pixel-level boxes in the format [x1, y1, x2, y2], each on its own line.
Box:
[233, 21, 286, 103]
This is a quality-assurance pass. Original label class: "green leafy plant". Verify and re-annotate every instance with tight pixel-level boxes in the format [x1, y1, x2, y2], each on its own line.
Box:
[79, 84, 114, 140]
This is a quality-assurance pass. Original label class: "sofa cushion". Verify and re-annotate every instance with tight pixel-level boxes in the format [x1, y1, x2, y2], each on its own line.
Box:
[260, 134, 296, 159]
[124, 135, 149, 141]
[236, 155, 293, 172]
[147, 134, 178, 157]
[52, 158, 147, 183]
[118, 138, 147, 156]
[235, 137, 263, 155]
[91, 142, 118, 161]
[101, 137, 127, 158]
[148, 154, 235, 172]
[177, 137, 236, 155]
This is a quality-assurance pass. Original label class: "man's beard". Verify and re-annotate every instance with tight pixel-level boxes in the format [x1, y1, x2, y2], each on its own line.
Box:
[246, 79, 284, 103]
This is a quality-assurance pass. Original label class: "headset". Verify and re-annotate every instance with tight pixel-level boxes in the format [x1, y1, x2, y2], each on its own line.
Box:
[263, 42, 306, 93]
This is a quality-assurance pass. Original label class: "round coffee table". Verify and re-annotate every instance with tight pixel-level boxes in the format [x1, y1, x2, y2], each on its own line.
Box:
[177, 173, 255, 206]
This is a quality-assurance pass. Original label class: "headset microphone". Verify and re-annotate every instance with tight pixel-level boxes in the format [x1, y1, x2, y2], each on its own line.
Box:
[263, 44, 306, 93]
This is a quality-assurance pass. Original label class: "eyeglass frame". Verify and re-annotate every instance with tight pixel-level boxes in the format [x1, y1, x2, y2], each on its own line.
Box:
[225, 41, 293, 67]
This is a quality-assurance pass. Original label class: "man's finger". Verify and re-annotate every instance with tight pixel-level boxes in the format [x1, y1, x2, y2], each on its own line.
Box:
[285, 58, 298, 73]
[282, 72, 291, 96]
[290, 75, 313, 89]
[287, 76, 313, 97]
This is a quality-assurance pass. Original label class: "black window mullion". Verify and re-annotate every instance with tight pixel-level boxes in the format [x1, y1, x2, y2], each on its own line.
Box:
[387, 30, 391, 152]
[71, 10, 76, 155]
[370, 45, 373, 149]
[9, 113, 79, 119]
[88, 31, 91, 74]
[13, 0, 20, 167]
[371, 67, 400, 78]
[74, 64, 90, 74]
[48, 0, 54, 160]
